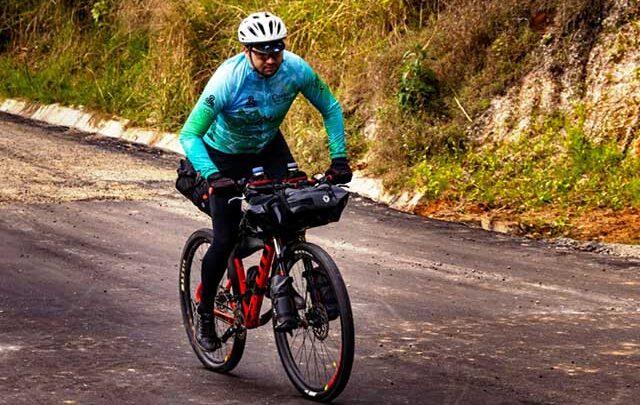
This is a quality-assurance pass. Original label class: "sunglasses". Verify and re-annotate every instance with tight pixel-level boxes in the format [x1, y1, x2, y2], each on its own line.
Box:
[250, 49, 283, 61]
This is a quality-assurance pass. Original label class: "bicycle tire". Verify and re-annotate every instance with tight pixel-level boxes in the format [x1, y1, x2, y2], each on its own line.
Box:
[179, 228, 245, 372]
[274, 242, 355, 402]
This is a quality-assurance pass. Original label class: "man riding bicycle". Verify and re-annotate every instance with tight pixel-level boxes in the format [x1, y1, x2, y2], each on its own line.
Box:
[179, 11, 352, 351]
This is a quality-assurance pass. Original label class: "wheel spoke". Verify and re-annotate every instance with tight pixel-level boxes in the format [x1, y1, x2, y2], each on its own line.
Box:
[285, 256, 342, 388]
[293, 328, 307, 367]
[311, 328, 331, 383]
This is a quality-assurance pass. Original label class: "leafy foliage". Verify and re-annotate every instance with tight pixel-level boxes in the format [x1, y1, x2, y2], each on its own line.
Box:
[398, 47, 440, 112]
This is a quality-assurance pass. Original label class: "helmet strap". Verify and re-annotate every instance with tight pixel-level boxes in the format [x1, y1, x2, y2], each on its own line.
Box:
[246, 46, 269, 78]
[246, 46, 259, 70]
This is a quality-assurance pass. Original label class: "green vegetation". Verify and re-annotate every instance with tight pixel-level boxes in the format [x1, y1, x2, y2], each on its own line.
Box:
[1, 0, 639, 234]
[398, 47, 440, 113]
[414, 109, 640, 212]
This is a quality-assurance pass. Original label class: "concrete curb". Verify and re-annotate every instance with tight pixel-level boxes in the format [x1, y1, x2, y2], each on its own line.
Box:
[0, 99, 184, 155]
[0, 97, 422, 213]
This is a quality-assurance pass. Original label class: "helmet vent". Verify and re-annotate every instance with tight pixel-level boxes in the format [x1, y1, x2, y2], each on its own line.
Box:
[238, 11, 287, 44]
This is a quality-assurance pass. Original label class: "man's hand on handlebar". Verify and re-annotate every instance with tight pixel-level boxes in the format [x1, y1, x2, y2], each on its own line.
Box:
[325, 157, 353, 184]
[212, 165, 351, 204]
[207, 173, 239, 198]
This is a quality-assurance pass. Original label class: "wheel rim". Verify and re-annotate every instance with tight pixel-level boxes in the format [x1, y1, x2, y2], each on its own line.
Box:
[281, 255, 344, 392]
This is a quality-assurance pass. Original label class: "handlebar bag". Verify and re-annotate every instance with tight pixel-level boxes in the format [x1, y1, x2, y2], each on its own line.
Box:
[283, 184, 349, 229]
[245, 184, 349, 233]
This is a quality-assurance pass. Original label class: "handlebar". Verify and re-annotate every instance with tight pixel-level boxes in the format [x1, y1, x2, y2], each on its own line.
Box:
[243, 174, 336, 193]
[227, 174, 345, 205]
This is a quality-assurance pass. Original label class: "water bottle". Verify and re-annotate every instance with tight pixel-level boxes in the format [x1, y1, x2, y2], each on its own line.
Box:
[286, 161, 306, 180]
[251, 166, 265, 181]
[287, 162, 298, 176]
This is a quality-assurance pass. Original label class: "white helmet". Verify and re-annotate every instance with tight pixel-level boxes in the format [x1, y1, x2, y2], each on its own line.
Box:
[238, 12, 287, 46]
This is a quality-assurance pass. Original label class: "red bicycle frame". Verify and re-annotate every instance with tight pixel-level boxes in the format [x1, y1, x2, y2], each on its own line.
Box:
[211, 241, 276, 329]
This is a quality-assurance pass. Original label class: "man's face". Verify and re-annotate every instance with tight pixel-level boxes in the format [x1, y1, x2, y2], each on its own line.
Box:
[244, 47, 284, 77]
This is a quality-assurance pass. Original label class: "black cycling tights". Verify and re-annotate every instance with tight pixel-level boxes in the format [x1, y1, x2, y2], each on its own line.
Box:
[198, 195, 242, 314]
[197, 131, 294, 314]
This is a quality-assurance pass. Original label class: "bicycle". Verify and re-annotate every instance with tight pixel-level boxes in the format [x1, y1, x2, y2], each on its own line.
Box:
[178, 173, 354, 402]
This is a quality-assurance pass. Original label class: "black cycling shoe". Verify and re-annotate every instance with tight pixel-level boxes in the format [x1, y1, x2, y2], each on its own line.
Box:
[196, 312, 221, 352]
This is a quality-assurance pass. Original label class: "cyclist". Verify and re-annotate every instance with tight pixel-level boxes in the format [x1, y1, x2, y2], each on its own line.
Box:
[179, 11, 353, 351]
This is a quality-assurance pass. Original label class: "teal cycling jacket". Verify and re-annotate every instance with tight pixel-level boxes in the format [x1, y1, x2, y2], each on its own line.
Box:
[179, 50, 347, 179]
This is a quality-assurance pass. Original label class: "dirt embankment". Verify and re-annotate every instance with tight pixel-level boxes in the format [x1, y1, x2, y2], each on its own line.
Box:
[445, 1, 640, 244]
[416, 200, 640, 246]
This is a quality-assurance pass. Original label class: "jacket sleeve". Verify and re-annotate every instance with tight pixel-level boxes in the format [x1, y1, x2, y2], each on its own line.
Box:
[179, 67, 232, 179]
[298, 60, 347, 160]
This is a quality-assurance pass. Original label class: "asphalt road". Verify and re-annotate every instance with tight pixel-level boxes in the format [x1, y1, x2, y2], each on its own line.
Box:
[1, 113, 639, 404]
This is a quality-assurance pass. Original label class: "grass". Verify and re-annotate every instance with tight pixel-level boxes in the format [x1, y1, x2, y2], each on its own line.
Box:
[1, 0, 639, 231]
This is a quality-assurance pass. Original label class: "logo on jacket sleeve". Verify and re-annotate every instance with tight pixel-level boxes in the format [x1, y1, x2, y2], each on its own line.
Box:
[313, 75, 325, 92]
[204, 94, 216, 109]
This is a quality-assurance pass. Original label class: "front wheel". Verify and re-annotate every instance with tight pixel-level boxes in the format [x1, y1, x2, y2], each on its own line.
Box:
[179, 228, 245, 372]
[274, 242, 355, 402]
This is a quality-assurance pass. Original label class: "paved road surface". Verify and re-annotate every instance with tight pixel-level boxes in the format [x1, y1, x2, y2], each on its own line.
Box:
[1, 113, 639, 404]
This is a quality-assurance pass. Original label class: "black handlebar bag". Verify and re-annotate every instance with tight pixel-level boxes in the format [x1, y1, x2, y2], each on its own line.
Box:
[244, 184, 349, 234]
[282, 184, 349, 230]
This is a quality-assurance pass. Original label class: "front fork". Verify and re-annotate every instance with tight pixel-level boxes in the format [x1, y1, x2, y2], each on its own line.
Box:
[271, 231, 306, 273]
[272, 237, 287, 276]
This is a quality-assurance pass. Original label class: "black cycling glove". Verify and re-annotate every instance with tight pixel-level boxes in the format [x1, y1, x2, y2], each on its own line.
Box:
[207, 173, 238, 197]
[325, 157, 353, 184]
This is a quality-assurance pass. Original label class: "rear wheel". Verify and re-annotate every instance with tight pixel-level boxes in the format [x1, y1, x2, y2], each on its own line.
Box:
[179, 228, 245, 372]
[274, 242, 354, 402]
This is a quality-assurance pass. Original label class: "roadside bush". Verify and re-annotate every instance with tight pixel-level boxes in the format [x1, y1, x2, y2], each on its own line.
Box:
[398, 47, 440, 112]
